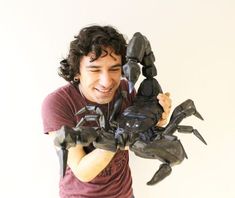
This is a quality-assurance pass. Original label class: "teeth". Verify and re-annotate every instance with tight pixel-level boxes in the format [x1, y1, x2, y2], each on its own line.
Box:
[100, 90, 109, 93]
[96, 88, 112, 93]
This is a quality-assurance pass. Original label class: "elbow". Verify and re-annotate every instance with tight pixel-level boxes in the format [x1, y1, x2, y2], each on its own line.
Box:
[77, 177, 93, 183]
[74, 173, 95, 183]
[72, 169, 97, 182]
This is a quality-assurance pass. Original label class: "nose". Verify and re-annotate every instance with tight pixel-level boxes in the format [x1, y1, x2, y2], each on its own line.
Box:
[99, 71, 113, 88]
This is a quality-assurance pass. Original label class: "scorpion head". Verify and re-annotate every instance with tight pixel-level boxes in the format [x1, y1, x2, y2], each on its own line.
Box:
[116, 115, 155, 145]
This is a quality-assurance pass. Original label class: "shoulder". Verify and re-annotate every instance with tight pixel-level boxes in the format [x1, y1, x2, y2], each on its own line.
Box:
[42, 83, 77, 107]
[41, 83, 79, 132]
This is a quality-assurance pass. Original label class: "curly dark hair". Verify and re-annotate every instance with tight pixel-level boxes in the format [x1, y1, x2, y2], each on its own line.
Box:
[58, 25, 127, 84]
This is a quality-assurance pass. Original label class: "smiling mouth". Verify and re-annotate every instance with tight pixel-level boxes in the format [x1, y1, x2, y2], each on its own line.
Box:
[95, 87, 113, 93]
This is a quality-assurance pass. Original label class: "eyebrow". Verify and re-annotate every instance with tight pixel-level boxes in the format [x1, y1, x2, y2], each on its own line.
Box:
[86, 64, 122, 69]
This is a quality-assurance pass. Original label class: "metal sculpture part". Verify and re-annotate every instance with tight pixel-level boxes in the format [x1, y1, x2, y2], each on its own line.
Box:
[53, 32, 207, 185]
[116, 32, 207, 185]
[54, 97, 124, 177]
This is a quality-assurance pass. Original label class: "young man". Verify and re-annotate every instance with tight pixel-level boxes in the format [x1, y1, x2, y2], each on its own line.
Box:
[41, 25, 172, 198]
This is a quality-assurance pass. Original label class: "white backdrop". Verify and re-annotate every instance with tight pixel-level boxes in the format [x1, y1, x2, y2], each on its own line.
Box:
[1, 0, 235, 197]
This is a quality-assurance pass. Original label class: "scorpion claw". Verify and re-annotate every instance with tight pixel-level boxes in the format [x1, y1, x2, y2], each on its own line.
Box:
[54, 125, 77, 177]
[56, 148, 68, 177]
[147, 163, 172, 185]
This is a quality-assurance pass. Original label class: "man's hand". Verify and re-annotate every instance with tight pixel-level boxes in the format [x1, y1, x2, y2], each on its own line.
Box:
[157, 92, 172, 127]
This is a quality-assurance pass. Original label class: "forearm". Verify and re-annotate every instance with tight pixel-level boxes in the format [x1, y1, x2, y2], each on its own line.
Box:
[67, 145, 115, 182]
[49, 131, 115, 182]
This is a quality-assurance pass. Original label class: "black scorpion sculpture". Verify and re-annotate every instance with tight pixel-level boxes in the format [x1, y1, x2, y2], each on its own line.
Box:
[54, 32, 207, 185]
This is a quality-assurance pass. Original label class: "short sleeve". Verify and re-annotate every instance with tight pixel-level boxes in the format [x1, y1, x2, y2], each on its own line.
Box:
[41, 92, 76, 134]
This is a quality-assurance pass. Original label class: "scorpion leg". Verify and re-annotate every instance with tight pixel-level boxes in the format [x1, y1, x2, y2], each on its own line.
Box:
[130, 137, 187, 185]
[143, 100, 206, 184]
[147, 163, 172, 185]
[130, 140, 173, 185]
[177, 125, 207, 145]
[162, 99, 204, 137]
[145, 139, 187, 185]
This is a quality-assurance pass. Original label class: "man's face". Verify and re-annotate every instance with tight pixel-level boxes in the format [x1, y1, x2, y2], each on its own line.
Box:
[77, 48, 122, 104]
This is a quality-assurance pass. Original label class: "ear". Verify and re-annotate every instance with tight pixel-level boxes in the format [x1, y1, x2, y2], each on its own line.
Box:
[74, 73, 80, 82]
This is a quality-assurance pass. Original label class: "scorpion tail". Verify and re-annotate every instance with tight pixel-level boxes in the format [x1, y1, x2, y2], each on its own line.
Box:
[147, 163, 172, 185]
[128, 81, 135, 94]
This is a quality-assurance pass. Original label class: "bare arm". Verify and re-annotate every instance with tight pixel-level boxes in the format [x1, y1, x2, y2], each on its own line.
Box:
[49, 131, 115, 182]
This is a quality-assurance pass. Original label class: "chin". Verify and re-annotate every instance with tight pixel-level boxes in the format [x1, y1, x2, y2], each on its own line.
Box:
[96, 98, 112, 104]
[94, 96, 114, 104]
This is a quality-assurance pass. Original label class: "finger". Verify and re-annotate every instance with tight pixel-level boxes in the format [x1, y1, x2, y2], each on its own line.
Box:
[161, 112, 168, 120]
[165, 92, 170, 97]
[163, 95, 172, 112]
[158, 100, 171, 114]
[157, 93, 172, 106]
[124, 146, 129, 150]
[157, 93, 165, 100]
[163, 93, 172, 107]
[157, 92, 170, 99]
[156, 118, 167, 127]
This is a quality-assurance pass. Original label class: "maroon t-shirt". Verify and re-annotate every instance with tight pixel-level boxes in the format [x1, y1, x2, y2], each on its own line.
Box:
[41, 79, 135, 198]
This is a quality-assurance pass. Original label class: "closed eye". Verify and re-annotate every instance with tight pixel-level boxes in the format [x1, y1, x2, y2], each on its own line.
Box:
[110, 68, 121, 72]
[89, 69, 100, 72]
